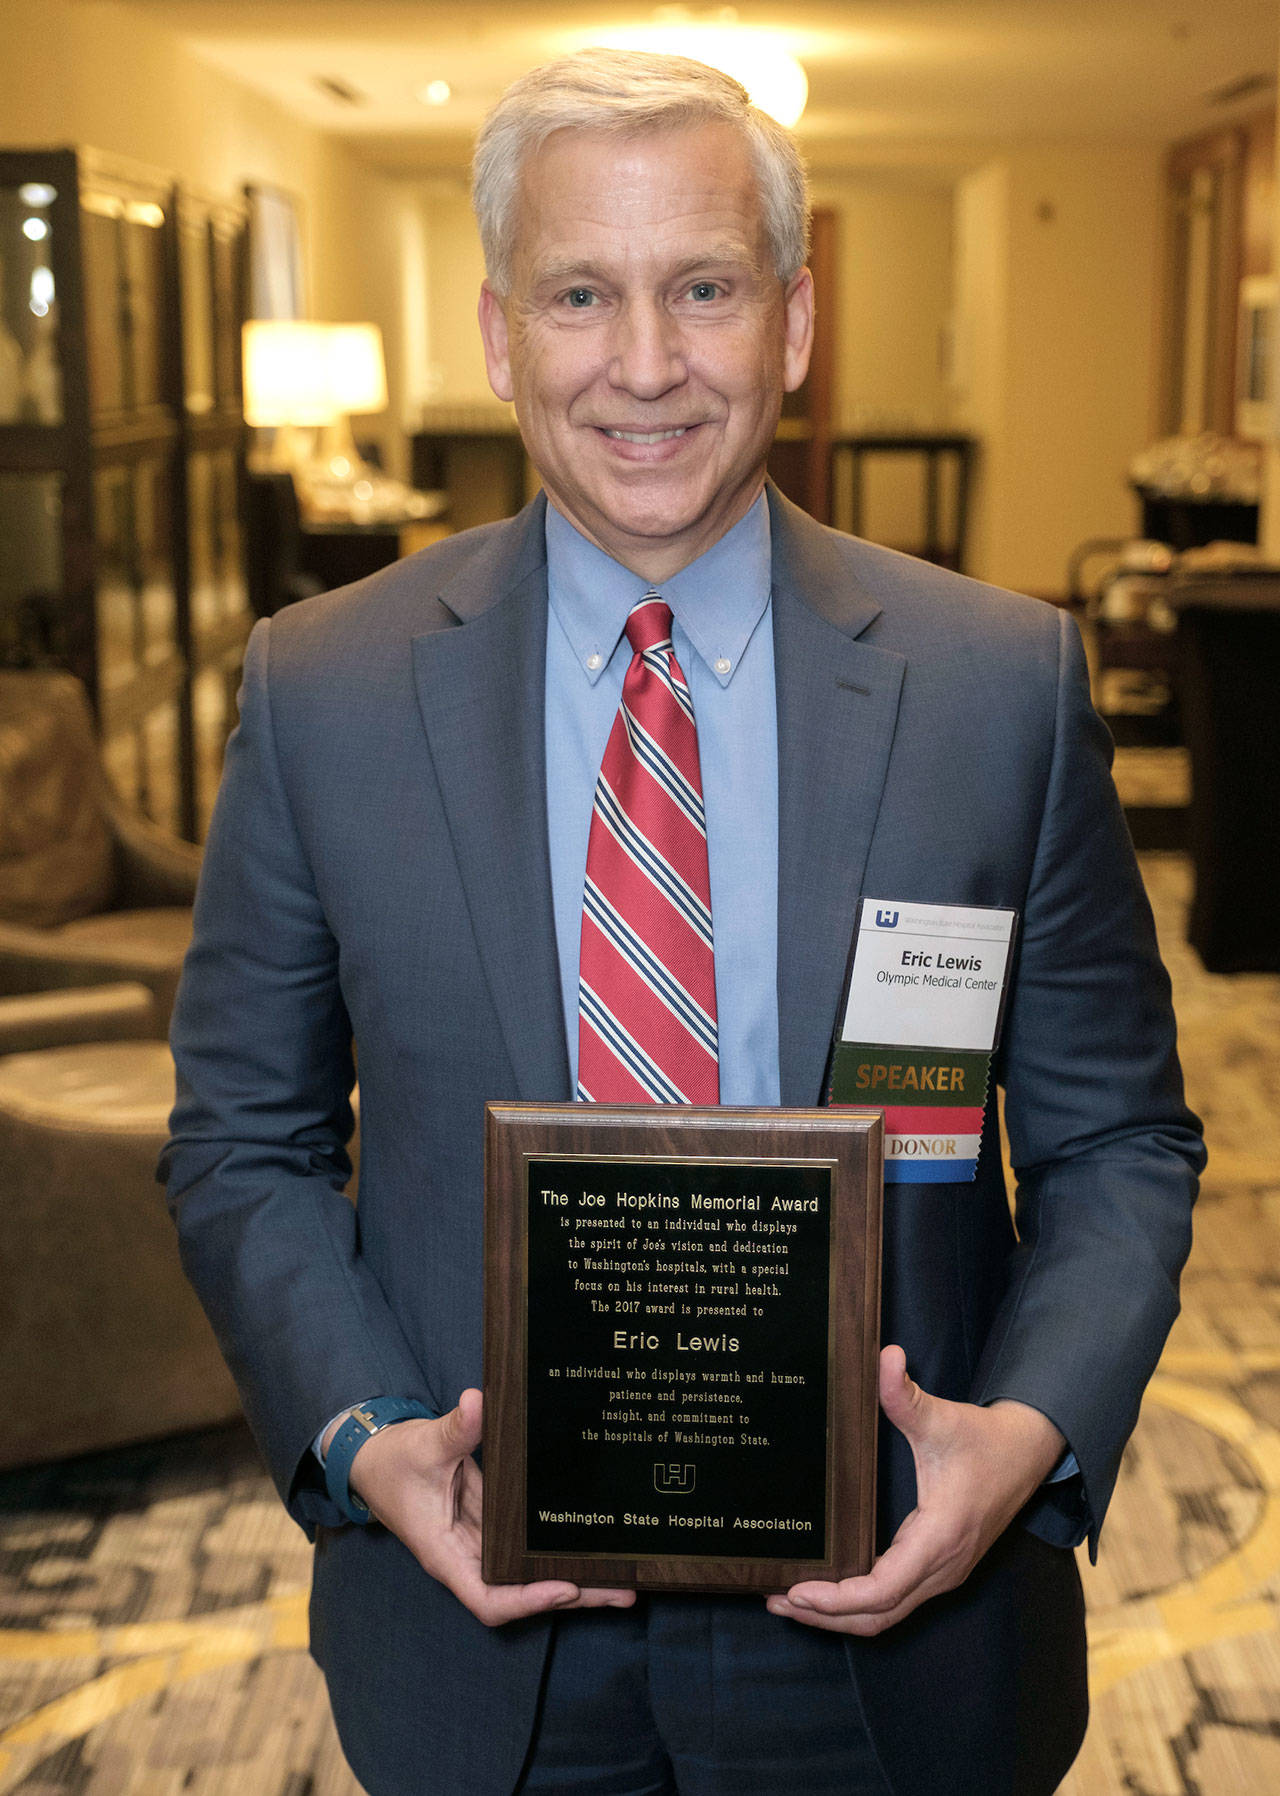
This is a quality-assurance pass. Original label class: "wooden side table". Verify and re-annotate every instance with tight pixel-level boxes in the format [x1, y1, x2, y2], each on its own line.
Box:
[830, 433, 976, 572]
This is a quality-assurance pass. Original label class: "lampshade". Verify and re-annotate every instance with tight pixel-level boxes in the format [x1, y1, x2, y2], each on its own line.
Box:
[242, 322, 339, 428]
[241, 320, 387, 427]
[324, 324, 388, 415]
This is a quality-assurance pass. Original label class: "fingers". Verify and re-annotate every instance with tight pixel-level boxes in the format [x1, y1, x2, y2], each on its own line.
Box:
[768, 1523, 969, 1637]
[425, 1523, 634, 1627]
[766, 1510, 975, 1637]
[434, 1386, 484, 1462]
[877, 1343, 932, 1443]
[443, 1564, 628, 1628]
[769, 1352, 1066, 1639]
[370, 1396, 635, 1628]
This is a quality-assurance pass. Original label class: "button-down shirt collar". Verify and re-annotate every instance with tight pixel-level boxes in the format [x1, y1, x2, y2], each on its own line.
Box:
[544, 490, 772, 687]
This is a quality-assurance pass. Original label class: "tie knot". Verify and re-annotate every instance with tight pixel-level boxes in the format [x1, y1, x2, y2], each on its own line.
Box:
[625, 593, 673, 657]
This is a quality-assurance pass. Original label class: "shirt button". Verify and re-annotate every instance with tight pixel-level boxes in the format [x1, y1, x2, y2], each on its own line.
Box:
[586, 652, 601, 672]
[714, 656, 731, 676]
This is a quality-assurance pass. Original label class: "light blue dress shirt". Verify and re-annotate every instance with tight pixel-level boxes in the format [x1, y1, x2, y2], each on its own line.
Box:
[544, 493, 780, 1102]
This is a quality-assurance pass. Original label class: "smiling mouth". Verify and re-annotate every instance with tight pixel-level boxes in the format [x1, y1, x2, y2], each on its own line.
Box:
[602, 427, 692, 444]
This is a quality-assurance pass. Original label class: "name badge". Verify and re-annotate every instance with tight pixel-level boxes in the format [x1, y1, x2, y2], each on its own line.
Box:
[827, 900, 1016, 1183]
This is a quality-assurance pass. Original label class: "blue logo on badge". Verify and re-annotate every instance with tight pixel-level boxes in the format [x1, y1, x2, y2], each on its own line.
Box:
[875, 908, 900, 928]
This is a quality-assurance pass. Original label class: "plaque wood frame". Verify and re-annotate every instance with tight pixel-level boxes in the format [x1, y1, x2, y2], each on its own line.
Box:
[483, 1104, 883, 1594]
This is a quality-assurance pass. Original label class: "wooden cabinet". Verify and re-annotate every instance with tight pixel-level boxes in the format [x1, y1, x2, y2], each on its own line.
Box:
[0, 148, 249, 840]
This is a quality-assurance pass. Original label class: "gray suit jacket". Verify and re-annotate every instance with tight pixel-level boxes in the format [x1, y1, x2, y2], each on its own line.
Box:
[164, 487, 1203, 1796]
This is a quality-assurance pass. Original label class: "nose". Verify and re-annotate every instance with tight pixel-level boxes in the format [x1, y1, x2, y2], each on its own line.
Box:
[607, 298, 687, 399]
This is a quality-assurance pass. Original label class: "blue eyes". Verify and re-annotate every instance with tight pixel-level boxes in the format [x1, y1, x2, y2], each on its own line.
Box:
[560, 282, 722, 309]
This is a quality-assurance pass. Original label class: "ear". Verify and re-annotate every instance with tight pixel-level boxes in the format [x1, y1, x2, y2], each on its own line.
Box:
[781, 267, 815, 394]
[478, 281, 515, 403]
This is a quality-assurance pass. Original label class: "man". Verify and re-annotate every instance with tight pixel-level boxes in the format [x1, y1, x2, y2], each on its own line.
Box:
[164, 49, 1204, 1796]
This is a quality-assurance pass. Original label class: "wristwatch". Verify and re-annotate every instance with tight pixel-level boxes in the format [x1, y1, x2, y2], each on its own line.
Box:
[323, 1396, 437, 1524]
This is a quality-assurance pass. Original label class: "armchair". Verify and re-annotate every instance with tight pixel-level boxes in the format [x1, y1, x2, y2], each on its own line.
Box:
[0, 669, 201, 1022]
[0, 983, 242, 1468]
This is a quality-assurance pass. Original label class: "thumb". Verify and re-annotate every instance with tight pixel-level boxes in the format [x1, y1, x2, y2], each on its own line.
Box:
[435, 1386, 484, 1461]
[878, 1345, 935, 1444]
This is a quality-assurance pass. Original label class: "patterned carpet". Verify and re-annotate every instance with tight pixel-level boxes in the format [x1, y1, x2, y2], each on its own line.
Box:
[1, 847, 1277, 1796]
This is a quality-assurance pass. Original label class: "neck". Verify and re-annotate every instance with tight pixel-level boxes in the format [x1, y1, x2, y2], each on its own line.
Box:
[544, 477, 767, 583]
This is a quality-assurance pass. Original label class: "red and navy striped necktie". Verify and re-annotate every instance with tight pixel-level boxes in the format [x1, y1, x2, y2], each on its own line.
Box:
[577, 593, 719, 1105]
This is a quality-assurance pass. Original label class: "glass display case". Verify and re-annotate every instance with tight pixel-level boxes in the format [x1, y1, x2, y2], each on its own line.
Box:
[0, 147, 248, 839]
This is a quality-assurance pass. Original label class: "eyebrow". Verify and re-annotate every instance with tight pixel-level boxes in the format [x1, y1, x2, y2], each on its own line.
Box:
[530, 243, 764, 289]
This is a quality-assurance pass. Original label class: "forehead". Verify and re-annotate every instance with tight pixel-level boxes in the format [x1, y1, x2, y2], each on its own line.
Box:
[511, 122, 768, 276]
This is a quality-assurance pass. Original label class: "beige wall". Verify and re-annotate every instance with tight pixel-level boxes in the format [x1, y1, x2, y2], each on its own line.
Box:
[812, 175, 954, 435]
[415, 181, 497, 409]
[951, 162, 1011, 583]
[3, 0, 407, 469]
[951, 142, 1163, 595]
[812, 174, 954, 547]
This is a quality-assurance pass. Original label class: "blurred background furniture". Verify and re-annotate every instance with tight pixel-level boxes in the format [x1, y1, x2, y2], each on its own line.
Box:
[244, 469, 325, 617]
[1067, 535, 1182, 764]
[830, 431, 975, 571]
[0, 148, 252, 842]
[0, 668, 199, 1022]
[1171, 568, 1280, 973]
[297, 507, 450, 589]
[1128, 434, 1262, 553]
[1133, 486, 1259, 552]
[0, 981, 243, 1468]
[411, 407, 530, 533]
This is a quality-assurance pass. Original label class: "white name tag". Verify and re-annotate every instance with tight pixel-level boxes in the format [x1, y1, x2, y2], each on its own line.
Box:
[840, 900, 1016, 1052]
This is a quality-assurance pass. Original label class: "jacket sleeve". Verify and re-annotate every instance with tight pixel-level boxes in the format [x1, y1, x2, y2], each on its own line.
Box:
[972, 608, 1205, 1554]
[160, 619, 437, 1533]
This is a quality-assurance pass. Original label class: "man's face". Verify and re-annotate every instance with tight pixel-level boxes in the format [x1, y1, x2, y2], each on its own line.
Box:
[478, 122, 813, 580]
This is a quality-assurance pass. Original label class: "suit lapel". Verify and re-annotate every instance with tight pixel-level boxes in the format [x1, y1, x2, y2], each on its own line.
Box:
[769, 489, 906, 1104]
[410, 499, 571, 1101]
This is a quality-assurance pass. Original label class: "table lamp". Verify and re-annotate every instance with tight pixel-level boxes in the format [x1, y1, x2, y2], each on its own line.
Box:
[315, 323, 388, 483]
[242, 319, 341, 472]
[243, 320, 436, 523]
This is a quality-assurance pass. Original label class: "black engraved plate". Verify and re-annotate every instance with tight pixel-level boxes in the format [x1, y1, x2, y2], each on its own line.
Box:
[525, 1158, 830, 1560]
[483, 1105, 882, 1594]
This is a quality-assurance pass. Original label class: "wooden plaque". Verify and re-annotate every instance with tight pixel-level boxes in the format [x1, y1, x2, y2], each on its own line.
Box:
[482, 1105, 883, 1594]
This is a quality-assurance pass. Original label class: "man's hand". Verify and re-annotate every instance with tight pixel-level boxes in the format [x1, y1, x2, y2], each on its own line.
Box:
[766, 1344, 1065, 1637]
[346, 1388, 636, 1627]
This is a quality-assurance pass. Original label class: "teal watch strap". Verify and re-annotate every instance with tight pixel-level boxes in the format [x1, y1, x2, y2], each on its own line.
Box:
[323, 1396, 437, 1523]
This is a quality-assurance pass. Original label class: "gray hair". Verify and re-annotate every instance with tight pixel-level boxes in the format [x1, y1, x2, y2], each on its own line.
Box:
[472, 48, 810, 293]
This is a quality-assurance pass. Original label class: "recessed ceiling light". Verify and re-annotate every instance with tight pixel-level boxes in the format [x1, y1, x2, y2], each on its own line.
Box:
[418, 80, 452, 107]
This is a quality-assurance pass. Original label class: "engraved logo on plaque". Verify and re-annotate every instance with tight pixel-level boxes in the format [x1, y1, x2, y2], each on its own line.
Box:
[654, 1463, 696, 1496]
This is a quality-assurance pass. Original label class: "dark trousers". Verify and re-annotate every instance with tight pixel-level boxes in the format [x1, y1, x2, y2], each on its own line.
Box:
[517, 1595, 895, 1795]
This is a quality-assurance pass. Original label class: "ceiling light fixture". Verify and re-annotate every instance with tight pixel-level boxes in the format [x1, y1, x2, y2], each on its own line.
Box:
[417, 79, 452, 107]
[594, 9, 808, 126]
